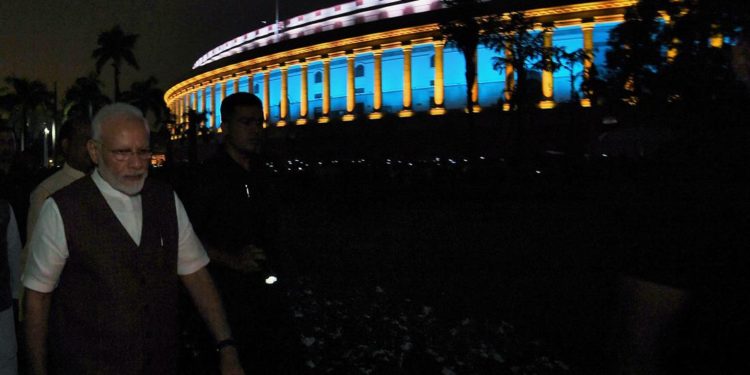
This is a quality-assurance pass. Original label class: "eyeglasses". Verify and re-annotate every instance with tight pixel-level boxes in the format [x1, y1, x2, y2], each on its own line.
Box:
[109, 149, 153, 161]
[94, 140, 152, 161]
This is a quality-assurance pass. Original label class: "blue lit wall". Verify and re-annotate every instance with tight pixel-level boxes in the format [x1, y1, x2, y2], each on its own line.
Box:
[593, 22, 619, 77]
[213, 83, 222, 126]
[553, 25, 585, 102]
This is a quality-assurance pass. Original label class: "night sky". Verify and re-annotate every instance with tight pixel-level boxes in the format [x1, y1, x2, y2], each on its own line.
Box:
[0, 0, 342, 100]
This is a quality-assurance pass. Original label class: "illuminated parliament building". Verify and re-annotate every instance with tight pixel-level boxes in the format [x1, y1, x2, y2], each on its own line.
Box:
[164, 0, 637, 132]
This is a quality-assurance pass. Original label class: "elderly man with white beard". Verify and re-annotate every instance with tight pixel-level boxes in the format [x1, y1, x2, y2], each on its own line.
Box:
[22, 103, 244, 375]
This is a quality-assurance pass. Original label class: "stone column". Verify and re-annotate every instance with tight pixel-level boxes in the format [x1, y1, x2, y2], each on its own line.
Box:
[176, 96, 182, 124]
[233, 76, 239, 93]
[399, 42, 414, 118]
[470, 45, 481, 113]
[430, 39, 446, 115]
[263, 68, 270, 127]
[319, 56, 331, 124]
[343, 52, 357, 121]
[580, 20, 595, 107]
[539, 25, 555, 109]
[369, 48, 384, 119]
[297, 60, 309, 125]
[710, 24, 723, 48]
[503, 41, 515, 111]
[278, 64, 289, 127]
[210, 83, 217, 129]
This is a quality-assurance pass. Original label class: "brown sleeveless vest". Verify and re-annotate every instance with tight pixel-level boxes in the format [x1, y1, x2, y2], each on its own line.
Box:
[50, 176, 179, 374]
[0, 200, 11, 311]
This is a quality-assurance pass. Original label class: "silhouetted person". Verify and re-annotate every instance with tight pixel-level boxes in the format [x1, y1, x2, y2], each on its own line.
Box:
[0, 127, 32, 246]
[183, 92, 301, 374]
[26, 117, 94, 257]
[0, 200, 21, 374]
[23, 103, 244, 375]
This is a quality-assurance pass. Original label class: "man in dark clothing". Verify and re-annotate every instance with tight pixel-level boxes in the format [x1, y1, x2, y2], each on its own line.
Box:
[23, 103, 244, 375]
[1, 200, 21, 374]
[184, 93, 300, 374]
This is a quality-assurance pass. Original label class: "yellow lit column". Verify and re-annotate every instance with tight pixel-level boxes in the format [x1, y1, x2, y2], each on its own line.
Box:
[504, 42, 515, 111]
[667, 37, 680, 62]
[263, 68, 270, 127]
[278, 64, 289, 127]
[319, 56, 331, 124]
[343, 52, 357, 122]
[210, 83, 216, 129]
[233, 76, 239, 93]
[399, 43, 414, 117]
[661, 12, 679, 63]
[430, 39, 446, 115]
[539, 26, 555, 109]
[470, 46, 481, 113]
[176, 97, 182, 123]
[221, 80, 227, 101]
[180, 95, 186, 127]
[297, 60, 309, 125]
[369, 48, 384, 119]
[710, 24, 723, 48]
[580, 21, 595, 107]
[191, 89, 197, 111]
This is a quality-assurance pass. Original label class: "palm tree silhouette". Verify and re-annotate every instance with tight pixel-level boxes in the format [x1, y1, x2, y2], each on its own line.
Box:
[439, 0, 495, 114]
[121, 76, 169, 131]
[2, 76, 54, 151]
[555, 48, 590, 102]
[486, 12, 548, 111]
[63, 73, 111, 121]
[93, 25, 139, 101]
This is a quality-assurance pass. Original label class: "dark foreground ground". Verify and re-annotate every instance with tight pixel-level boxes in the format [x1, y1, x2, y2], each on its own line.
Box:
[169, 114, 750, 374]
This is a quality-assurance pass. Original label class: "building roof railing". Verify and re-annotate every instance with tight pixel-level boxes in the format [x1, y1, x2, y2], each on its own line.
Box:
[192, 0, 445, 69]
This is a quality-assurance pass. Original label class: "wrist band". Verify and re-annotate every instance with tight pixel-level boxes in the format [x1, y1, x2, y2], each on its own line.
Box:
[216, 338, 237, 352]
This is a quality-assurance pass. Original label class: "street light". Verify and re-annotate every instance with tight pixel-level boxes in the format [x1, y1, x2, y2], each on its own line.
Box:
[43, 127, 50, 167]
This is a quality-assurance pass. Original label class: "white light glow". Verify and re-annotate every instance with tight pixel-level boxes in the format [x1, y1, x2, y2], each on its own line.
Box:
[265, 275, 278, 285]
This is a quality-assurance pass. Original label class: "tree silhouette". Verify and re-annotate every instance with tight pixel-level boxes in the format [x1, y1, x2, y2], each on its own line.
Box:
[120, 76, 169, 131]
[656, 0, 747, 108]
[485, 12, 548, 110]
[63, 73, 111, 122]
[604, 0, 665, 105]
[1, 77, 54, 150]
[555, 48, 590, 102]
[605, 0, 749, 109]
[93, 25, 139, 101]
[439, 0, 496, 113]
